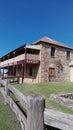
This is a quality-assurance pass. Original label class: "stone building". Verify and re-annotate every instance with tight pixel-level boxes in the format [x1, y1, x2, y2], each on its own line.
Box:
[0, 36, 73, 83]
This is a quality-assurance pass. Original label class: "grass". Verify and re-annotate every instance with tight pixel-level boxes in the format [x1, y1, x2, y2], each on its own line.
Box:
[1, 81, 73, 130]
[13, 82, 73, 114]
[0, 93, 22, 130]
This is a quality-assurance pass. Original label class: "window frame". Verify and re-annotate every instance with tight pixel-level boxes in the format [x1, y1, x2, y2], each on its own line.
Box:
[51, 47, 55, 57]
[66, 50, 70, 60]
[29, 67, 33, 76]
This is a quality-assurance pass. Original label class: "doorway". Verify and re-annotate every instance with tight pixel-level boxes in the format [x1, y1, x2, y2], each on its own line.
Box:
[49, 68, 55, 82]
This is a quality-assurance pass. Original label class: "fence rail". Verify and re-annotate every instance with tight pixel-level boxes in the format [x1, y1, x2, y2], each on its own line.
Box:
[0, 78, 73, 130]
[44, 108, 73, 130]
[0, 78, 28, 130]
[0, 78, 45, 130]
[2, 76, 20, 83]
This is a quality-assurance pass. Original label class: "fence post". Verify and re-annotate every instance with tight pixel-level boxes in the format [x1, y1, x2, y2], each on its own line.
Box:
[5, 79, 10, 104]
[0, 77, 1, 92]
[27, 94, 45, 130]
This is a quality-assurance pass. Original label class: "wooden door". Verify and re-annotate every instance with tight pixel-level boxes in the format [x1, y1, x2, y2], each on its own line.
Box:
[49, 68, 55, 82]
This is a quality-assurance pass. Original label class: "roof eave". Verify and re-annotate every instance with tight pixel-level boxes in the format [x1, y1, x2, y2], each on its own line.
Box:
[32, 40, 73, 50]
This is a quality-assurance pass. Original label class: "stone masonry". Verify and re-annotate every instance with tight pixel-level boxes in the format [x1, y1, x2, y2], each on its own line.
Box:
[39, 42, 73, 82]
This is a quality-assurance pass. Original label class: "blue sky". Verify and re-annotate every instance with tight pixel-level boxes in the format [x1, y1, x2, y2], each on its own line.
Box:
[0, 0, 73, 56]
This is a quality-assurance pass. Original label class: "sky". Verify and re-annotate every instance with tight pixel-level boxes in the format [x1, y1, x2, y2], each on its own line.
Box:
[0, 0, 73, 57]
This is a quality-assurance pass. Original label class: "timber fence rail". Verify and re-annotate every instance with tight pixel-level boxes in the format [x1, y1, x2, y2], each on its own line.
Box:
[0, 78, 73, 130]
[1, 76, 21, 83]
[0, 78, 45, 130]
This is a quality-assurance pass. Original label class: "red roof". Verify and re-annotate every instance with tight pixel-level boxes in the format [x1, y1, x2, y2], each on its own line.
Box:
[32, 36, 72, 49]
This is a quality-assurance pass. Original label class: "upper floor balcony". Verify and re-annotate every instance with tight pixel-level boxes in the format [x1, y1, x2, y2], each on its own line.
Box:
[0, 52, 40, 68]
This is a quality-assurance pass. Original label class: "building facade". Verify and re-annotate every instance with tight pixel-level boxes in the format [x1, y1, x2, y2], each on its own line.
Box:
[0, 36, 73, 83]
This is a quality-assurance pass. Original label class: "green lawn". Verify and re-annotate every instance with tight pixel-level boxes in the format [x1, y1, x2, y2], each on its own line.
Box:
[0, 93, 22, 130]
[13, 82, 73, 114]
[1, 82, 73, 130]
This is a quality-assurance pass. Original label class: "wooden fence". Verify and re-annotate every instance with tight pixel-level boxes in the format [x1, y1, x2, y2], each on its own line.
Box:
[0, 78, 73, 130]
[1, 76, 21, 83]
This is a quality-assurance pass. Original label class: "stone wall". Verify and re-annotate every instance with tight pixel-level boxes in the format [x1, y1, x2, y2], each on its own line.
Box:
[40, 42, 73, 82]
[51, 93, 73, 110]
[24, 64, 40, 83]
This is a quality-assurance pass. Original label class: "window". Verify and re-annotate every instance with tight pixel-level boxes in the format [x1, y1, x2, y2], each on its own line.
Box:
[14, 66, 16, 76]
[51, 47, 55, 57]
[66, 51, 70, 60]
[29, 67, 32, 76]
